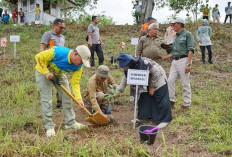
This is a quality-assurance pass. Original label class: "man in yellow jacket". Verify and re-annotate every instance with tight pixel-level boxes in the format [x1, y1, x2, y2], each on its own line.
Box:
[35, 45, 90, 137]
[202, 4, 210, 20]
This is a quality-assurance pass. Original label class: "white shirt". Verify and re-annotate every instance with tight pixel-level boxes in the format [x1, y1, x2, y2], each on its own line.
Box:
[164, 26, 176, 45]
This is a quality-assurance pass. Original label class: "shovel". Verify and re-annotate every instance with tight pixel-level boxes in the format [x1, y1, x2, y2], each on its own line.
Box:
[51, 75, 110, 126]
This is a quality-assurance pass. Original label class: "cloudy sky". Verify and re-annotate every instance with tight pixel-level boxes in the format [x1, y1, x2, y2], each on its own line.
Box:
[86, 0, 230, 24]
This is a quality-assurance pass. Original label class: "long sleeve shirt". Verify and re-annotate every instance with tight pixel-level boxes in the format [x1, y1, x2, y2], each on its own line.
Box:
[196, 26, 212, 46]
[225, 6, 232, 15]
[172, 29, 195, 58]
[136, 35, 165, 60]
[117, 57, 167, 93]
[84, 74, 118, 113]
[35, 46, 83, 99]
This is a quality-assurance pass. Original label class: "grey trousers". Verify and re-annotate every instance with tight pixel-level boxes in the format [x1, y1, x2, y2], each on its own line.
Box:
[167, 58, 191, 107]
[35, 70, 76, 130]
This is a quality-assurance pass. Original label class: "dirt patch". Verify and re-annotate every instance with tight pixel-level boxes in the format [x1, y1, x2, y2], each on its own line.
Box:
[11, 102, 219, 156]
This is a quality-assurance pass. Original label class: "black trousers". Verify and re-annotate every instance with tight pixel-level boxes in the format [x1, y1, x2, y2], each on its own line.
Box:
[90, 44, 104, 67]
[224, 14, 232, 23]
[200, 45, 212, 63]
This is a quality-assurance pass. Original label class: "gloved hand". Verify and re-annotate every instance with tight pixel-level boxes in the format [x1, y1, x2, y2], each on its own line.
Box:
[103, 105, 112, 114]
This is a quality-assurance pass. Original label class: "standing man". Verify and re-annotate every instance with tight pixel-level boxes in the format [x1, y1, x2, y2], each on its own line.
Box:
[18, 8, 25, 23]
[133, 0, 141, 25]
[35, 45, 91, 137]
[140, 17, 157, 37]
[137, 23, 170, 60]
[88, 16, 104, 67]
[2, 10, 9, 24]
[12, 8, 18, 24]
[162, 18, 195, 110]
[41, 18, 65, 109]
[224, 2, 232, 24]
[212, 4, 220, 23]
[35, 3, 41, 22]
[202, 4, 210, 20]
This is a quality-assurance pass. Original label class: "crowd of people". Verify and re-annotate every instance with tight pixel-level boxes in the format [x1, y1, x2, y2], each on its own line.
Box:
[133, 1, 232, 24]
[31, 0, 228, 137]
[34, 13, 215, 137]
[0, 4, 41, 25]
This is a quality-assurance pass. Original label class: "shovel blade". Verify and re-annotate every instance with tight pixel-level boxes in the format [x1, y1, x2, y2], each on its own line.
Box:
[85, 112, 110, 126]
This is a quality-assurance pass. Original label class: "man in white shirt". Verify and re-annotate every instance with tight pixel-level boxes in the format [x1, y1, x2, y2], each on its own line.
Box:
[164, 20, 176, 54]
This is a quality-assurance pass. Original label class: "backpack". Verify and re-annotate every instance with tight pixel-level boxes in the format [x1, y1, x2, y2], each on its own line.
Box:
[85, 29, 95, 42]
[85, 35, 89, 42]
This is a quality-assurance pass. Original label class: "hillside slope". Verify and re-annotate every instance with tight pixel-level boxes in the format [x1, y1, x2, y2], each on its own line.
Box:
[0, 23, 231, 156]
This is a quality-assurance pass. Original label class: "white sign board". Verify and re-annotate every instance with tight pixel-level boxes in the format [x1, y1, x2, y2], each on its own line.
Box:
[131, 38, 139, 45]
[10, 35, 20, 42]
[127, 69, 149, 86]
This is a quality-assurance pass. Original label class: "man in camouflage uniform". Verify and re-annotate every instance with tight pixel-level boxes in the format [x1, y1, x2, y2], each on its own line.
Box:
[137, 23, 172, 60]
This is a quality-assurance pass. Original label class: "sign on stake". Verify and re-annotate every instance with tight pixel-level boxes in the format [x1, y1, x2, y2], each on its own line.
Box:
[127, 69, 149, 129]
[131, 38, 139, 57]
[10, 35, 20, 60]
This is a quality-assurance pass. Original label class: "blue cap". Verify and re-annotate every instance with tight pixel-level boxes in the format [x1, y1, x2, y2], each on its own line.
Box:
[116, 52, 134, 68]
[147, 17, 154, 21]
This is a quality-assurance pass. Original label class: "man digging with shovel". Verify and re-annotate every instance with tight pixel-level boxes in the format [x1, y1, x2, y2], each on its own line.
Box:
[35, 45, 90, 137]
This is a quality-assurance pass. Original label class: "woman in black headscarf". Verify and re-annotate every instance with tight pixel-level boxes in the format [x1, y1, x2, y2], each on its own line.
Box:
[116, 52, 172, 129]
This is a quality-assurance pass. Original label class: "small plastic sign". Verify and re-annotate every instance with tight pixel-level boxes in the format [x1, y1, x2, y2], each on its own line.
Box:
[131, 38, 139, 45]
[1, 38, 7, 47]
[127, 69, 149, 86]
[10, 35, 20, 42]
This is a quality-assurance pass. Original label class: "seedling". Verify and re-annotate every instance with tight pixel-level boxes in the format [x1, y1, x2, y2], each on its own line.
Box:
[105, 85, 117, 106]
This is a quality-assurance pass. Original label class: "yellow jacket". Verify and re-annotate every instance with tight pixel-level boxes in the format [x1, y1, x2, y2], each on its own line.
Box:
[35, 46, 83, 99]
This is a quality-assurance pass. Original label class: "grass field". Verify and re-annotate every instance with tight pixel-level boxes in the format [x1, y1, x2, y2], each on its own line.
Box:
[0, 23, 231, 156]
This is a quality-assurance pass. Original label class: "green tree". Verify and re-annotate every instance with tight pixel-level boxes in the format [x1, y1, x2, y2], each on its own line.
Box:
[156, 0, 209, 22]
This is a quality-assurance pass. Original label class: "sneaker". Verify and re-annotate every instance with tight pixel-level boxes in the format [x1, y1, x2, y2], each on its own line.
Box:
[108, 115, 116, 123]
[46, 129, 55, 137]
[65, 122, 88, 130]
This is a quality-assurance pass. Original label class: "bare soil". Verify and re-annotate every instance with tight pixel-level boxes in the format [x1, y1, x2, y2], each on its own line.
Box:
[15, 101, 221, 157]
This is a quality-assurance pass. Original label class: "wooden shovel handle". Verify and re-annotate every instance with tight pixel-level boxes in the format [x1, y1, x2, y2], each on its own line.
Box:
[59, 84, 92, 116]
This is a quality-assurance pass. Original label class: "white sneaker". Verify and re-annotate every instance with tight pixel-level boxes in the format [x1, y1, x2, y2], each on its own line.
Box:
[46, 129, 55, 137]
[65, 122, 88, 130]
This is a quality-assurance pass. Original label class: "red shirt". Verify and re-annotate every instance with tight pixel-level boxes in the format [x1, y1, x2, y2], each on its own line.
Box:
[12, 10, 18, 18]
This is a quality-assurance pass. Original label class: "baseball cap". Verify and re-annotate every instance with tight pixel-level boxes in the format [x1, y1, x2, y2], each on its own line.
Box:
[170, 20, 175, 24]
[147, 17, 155, 21]
[96, 65, 110, 78]
[75, 45, 91, 68]
[174, 18, 186, 25]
